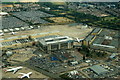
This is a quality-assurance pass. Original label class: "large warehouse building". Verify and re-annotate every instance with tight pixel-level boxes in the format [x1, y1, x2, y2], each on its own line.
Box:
[90, 65, 108, 76]
[38, 36, 74, 52]
[83, 28, 120, 53]
[83, 28, 102, 46]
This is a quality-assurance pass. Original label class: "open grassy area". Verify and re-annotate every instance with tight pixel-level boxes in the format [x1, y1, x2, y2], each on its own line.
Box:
[51, 2, 66, 5]
[48, 17, 74, 23]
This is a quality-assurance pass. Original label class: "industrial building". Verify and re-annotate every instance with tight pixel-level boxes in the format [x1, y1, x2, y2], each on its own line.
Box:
[0, 31, 59, 50]
[91, 28, 102, 35]
[83, 28, 102, 46]
[90, 65, 108, 76]
[83, 28, 120, 53]
[83, 35, 96, 46]
[90, 29, 119, 53]
[90, 36, 119, 53]
[38, 36, 74, 52]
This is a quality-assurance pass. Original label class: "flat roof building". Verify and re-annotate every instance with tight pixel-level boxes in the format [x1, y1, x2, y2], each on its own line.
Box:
[83, 28, 102, 46]
[38, 36, 74, 52]
[83, 35, 96, 46]
[92, 28, 102, 34]
[84, 28, 119, 53]
[90, 65, 108, 75]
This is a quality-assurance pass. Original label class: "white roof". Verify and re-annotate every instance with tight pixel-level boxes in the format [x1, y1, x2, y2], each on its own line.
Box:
[93, 43, 115, 48]
[9, 29, 14, 31]
[0, 12, 8, 15]
[15, 28, 20, 30]
[21, 27, 25, 29]
[3, 29, 9, 32]
[45, 36, 68, 41]
[0, 30, 3, 32]
[46, 38, 73, 44]
[85, 60, 91, 63]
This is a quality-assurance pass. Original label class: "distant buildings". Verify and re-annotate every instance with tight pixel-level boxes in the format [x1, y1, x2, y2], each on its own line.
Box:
[83, 28, 120, 53]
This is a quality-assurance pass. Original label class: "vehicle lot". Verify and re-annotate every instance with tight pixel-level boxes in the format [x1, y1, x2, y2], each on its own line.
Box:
[1, 16, 28, 29]
[12, 11, 54, 24]
[5, 48, 86, 78]
[26, 54, 71, 74]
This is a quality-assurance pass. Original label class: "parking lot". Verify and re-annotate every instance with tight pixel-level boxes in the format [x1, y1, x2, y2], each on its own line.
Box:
[26, 55, 71, 74]
[12, 11, 54, 24]
[1, 16, 28, 30]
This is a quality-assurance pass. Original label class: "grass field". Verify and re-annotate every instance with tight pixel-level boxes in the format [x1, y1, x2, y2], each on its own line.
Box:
[48, 17, 74, 23]
[51, 2, 66, 5]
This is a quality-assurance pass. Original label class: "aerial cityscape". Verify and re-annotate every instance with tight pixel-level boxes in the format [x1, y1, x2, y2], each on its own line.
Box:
[0, 1, 120, 80]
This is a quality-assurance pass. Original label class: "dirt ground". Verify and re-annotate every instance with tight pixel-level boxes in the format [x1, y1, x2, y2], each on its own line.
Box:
[49, 17, 74, 23]
[2, 66, 48, 78]
[1, 24, 93, 40]
[7, 48, 36, 63]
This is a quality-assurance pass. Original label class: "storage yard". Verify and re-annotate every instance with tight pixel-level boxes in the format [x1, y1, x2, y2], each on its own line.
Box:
[12, 11, 54, 24]
[83, 28, 120, 53]
[1, 16, 28, 29]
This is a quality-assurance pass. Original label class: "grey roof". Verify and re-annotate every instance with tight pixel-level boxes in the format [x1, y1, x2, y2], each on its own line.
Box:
[1, 16, 28, 29]
[92, 36, 104, 44]
[85, 35, 94, 41]
[92, 28, 101, 33]
[114, 31, 119, 38]
[39, 36, 73, 46]
[98, 30, 110, 37]
[110, 39, 118, 48]
[110, 53, 117, 58]
[90, 65, 108, 75]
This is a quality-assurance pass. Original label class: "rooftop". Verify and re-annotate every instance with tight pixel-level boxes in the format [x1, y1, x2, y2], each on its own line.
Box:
[39, 36, 73, 46]
[1, 16, 28, 29]
[85, 35, 95, 41]
[0, 12, 8, 16]
[92, 28, 101, 33]
[90, 65, 108, 75]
